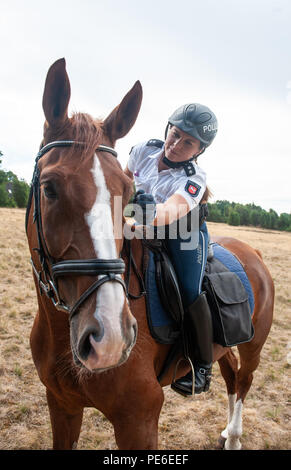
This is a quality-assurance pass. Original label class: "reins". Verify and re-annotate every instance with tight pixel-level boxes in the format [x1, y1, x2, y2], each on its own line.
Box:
[123, 237, 147, 300]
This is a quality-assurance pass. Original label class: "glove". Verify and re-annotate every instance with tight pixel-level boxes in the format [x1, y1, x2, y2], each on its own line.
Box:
[132, 190, 156, 225]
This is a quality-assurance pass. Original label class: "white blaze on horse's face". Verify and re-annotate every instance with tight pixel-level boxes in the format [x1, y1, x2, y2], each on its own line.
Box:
[84, 154, 126, 369]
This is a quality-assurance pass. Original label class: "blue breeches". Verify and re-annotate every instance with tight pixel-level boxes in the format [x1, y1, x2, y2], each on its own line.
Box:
[165, 222, 209, 307]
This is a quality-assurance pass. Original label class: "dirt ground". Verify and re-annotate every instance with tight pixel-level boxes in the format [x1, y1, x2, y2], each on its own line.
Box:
[0, 208, 290, 450]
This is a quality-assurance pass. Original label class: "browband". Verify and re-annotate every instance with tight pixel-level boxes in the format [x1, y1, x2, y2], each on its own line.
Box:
[36, 140, 118, 162]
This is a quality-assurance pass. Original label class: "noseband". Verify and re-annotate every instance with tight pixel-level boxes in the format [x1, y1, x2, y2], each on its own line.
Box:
[26, 140, 127, 320]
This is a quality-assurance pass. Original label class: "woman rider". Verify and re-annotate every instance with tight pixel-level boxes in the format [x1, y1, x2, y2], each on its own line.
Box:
[124, 103, 218, 395]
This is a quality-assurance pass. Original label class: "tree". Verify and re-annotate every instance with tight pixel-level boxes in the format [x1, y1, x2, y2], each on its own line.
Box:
[0, 152, 30, 208]
[0, 183, 11, 206]
[277, 213, 291, 231]
[228, 210, 240, 226]
[260, 211, 269, 229]
[0, 181, 16, 207]
[234, 203, 250, 225]
[250, 210, 261, 227]
[215, 200, 231, 221]
[268, 209, 279, 229]
[13, 179, 30, 208]
[207, 203, 224, 222]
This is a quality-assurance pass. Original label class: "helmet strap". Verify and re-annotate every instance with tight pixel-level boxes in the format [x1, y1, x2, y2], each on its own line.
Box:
[162, 145, 205, 169]
[164, 123, 171, 140]
[197, 146, 206, 157]
[162, 154, 195, 169]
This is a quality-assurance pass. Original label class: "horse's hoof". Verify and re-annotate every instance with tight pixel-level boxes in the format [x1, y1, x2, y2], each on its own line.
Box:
[216, 435, 226, 450]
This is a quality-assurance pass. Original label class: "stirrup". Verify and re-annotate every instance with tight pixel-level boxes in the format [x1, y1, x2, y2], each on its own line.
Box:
[171, 356, 195, 397]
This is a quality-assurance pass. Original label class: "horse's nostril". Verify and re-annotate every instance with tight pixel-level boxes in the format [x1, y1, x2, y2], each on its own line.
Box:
[78, 334, 92, 361]
[78, 325, 104, 361]
[91, 323, 104, 343]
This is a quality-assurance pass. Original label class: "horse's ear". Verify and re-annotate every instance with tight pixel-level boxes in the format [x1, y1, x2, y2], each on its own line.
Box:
[42, 58, 71, 127]
[103, 81, 143, 143]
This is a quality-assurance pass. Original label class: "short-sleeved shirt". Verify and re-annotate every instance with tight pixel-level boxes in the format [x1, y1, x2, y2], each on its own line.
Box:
[128, 140, 207, 211]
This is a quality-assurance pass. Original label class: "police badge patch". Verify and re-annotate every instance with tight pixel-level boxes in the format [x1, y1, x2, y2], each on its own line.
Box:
[185, 180, 201, 197]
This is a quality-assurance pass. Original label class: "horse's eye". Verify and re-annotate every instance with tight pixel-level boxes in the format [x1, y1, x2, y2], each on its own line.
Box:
[43, 182, 57, 199]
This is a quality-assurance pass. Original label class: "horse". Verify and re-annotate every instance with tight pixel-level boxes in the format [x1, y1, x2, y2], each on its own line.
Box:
[26, 58, 274, 450]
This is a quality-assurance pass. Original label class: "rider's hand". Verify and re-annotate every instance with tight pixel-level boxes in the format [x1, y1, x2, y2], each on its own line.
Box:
[132, 190, 156, 225]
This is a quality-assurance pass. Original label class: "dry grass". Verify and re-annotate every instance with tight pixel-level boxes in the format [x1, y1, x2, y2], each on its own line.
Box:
[0, 209, 290, 450]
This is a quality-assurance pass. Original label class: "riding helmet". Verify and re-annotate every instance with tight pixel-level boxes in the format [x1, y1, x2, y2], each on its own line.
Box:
[168, 103, 218, 147]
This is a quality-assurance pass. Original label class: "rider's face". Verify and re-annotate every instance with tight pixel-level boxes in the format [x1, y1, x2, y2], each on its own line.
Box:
[164, 126, 202, 162]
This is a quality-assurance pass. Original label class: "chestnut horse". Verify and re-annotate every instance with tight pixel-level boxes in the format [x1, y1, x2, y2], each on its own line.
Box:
[26, 58, 274, 450]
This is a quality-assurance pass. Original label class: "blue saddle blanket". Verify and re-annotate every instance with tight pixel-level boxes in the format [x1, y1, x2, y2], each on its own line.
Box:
[145, 242, 255, 345]
[210, 243, 254, 312]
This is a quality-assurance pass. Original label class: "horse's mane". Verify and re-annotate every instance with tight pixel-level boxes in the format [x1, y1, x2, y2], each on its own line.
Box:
[70, 112, 103, 161]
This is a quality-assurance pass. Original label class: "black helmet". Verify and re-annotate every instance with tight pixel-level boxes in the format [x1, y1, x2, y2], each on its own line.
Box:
[168, 103, 218, 147]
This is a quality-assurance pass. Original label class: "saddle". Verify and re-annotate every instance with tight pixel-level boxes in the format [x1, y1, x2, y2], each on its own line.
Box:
[123, 234, 254, 382]
[144, 238, 254, 344]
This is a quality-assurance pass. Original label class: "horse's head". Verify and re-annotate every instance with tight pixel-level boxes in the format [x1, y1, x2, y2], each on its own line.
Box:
[27, 58, 142, 372]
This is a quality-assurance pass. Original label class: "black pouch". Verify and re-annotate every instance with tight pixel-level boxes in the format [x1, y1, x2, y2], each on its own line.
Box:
[202, 271, 254, 347]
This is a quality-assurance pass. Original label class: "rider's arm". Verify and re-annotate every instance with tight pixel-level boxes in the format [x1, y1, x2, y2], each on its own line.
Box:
[152, 193, 190, 226]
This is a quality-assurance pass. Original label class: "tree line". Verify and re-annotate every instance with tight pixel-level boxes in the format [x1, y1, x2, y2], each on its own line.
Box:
[207, 200, 291, 232]
[0, 151, 30, 208]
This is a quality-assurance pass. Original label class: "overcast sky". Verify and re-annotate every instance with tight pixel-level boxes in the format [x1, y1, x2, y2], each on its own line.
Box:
[0, 0, 290, 214]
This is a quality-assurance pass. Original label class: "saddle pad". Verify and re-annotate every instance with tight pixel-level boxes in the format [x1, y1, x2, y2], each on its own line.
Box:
[210, 243, 255, 314]
[145, 242, 254, 344]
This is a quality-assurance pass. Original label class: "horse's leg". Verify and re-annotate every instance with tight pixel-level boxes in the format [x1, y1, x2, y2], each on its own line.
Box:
[222, 343, 261, 450]
[217, 350, 239, 448]
[46, 389, 84, 450]
[223, 343, 261, 450]
[110, 378, 164, 450]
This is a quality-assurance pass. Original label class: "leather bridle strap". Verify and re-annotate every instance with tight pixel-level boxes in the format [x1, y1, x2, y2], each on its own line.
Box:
[35, 140, 118, 160]
[52, 258, 125, 278]
[69, 274, 126, 321]
[52, 258, 127, 321]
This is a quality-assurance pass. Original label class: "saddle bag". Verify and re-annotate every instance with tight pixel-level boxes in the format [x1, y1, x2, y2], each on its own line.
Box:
[202, 270, 254, 347]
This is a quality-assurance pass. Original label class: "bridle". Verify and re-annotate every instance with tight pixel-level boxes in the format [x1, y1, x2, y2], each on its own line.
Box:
[26, 140, 127, 321]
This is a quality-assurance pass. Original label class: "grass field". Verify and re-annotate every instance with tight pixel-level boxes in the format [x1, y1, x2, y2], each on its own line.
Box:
[0, 208, 290, 450]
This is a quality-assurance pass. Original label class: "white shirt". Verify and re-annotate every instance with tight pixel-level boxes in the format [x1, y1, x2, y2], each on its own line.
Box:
[128, 141, 207, 211]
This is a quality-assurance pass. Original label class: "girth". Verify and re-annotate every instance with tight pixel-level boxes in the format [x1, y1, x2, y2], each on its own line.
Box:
[26, 139, 126, 320]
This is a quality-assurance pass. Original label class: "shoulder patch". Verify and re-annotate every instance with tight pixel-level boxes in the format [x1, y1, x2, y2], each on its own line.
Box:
[146, 139, 164, 148]
[185, 180, 201, 197]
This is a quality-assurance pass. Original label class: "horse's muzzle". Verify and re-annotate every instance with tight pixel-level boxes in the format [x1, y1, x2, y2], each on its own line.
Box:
[73, 314, 137, 372]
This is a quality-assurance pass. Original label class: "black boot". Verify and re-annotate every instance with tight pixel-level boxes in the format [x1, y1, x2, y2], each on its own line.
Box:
[171, 364, 212, 396]
[171, 292, 213, 396]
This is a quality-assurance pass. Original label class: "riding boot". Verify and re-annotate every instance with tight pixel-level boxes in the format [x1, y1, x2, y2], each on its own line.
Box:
[171, 292, 213, 396]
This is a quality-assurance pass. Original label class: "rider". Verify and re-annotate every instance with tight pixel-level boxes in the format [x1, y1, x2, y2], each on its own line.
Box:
[124, 103, 218, 395]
